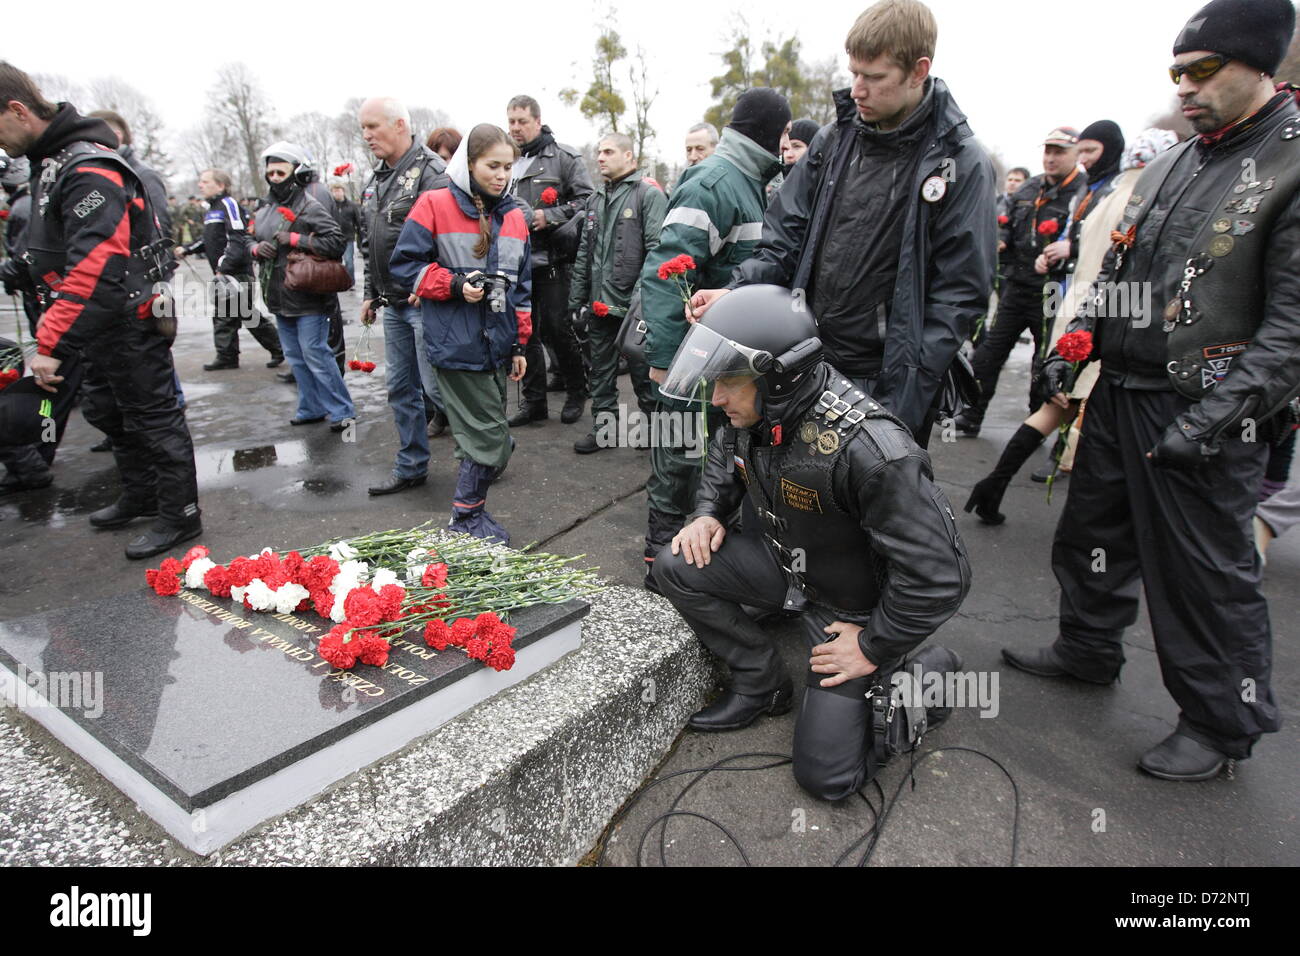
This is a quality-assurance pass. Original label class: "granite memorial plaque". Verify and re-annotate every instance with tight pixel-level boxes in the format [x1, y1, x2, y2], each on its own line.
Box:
[0, 589, 588, 854]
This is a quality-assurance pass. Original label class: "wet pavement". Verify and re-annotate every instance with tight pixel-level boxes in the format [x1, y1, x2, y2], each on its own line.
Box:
[1, 264, 1296, 866]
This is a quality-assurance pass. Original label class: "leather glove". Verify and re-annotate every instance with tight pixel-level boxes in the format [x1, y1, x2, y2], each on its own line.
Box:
[570, 308, 589, 333]
[1037, 355, 1074, 404]
[252, 240, 278, 259]
[273, 230, 293, 246]
[1147, 420, 1215, 470]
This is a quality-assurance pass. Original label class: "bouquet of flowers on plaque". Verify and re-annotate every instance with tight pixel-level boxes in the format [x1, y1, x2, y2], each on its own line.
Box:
[142, 525, 603, 672]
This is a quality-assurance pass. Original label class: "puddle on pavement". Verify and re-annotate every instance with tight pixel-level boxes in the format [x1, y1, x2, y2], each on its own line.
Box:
[193, 441, 309, 482]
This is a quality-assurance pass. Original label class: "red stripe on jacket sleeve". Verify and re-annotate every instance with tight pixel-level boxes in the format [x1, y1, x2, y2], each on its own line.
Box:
[415, 263, 454, 300]
[37, 206, 132, 356]
[74, 166, 124, 188]
[516, 310, 532, 346]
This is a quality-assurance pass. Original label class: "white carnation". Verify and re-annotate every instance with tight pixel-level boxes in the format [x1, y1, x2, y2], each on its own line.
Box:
[328, 541, 359, 562]
[185, 557, 216, 590]
[230, 585, 247, 604]
[272, 582, 310, 615]
[371, 568, 402, 590]
[245, 579, 276, 611]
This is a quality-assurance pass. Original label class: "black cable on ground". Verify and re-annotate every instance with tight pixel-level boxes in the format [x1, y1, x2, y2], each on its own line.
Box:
[601, 743, 1020, 867]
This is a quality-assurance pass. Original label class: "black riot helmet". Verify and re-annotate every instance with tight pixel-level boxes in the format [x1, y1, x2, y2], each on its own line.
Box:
[660, 284, 822, 423]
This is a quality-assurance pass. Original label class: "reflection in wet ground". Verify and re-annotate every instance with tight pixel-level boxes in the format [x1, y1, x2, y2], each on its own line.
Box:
[194, 441, 309, 483]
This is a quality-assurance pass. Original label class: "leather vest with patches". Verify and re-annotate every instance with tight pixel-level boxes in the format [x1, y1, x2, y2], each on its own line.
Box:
[1108, 109, 1300, 402]
[734, 376, 908, 616]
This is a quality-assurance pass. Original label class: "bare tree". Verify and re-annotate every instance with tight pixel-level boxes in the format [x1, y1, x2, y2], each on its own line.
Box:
[408, 106, 451, 143]
[180, 114, 244, 192]
[209, 63, 279, 197]
[31, 72, 85, 106]
[285, 111, 338, 174]
[628, 46, 658, 168]
[87, 77, 173, 181]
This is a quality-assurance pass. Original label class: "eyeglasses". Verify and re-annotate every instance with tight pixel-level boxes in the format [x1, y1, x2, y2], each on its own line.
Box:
[1169, 53, 1231, 84]
[265, 168, 291, 180]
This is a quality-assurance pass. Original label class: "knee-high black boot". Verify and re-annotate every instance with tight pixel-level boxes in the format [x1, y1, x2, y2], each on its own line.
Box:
[964, 424, 1046, 525]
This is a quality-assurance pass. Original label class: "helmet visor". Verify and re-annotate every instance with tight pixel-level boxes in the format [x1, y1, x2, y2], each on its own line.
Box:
[659, 323, 768, 402]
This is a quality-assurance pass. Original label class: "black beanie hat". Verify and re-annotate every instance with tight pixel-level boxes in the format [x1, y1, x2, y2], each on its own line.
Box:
[727, 88, 792, 157]
[1173, 0, 1296, 75]
[1079, 120, 1126, 181]
[789, 118, 821, 146]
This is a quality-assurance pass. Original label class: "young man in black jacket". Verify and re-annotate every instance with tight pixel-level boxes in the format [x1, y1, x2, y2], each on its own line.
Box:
[689, 0, 996, 450]
[176, 167, 284, 370]
[327, 178, 362, 281]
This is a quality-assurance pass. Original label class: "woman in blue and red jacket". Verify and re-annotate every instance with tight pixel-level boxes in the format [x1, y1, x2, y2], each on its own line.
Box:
[390, 124, 532, 544]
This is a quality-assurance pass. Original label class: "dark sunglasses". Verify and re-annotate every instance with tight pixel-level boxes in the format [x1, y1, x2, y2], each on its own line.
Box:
[1169, 53, 1231, 84]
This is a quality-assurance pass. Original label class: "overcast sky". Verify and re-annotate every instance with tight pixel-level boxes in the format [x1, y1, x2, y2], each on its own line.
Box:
[10, 0, 1199, 174]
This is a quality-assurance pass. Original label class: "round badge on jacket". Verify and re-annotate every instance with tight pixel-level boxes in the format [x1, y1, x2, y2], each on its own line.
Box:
[921, 176, 947, 203]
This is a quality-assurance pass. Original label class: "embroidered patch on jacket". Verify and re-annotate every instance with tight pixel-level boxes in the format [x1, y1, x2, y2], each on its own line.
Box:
[1199, 341, 1249, 389]
[780, 478, 822, 513]
[73, 190, 105, 219]
[734, 456, 749, 483]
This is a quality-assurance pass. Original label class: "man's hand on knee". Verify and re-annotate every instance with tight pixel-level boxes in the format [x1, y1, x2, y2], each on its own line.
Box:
[670, 515, 726, 567]
[811, 622, 878, 687]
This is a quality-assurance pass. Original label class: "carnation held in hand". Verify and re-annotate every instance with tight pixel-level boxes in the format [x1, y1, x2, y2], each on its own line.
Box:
[139, 523, 603, 674]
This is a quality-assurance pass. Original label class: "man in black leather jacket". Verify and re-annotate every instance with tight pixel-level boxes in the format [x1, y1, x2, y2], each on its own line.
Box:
[689, 0, 996, 448]
[651, 285, 970, 800]
[0, 153, 40, 336]
[1009, 0, 1298, 782]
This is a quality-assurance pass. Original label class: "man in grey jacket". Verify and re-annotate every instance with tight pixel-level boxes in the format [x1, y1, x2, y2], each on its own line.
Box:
[357, 97, 448, 496]
[505, 95, 594, 426]
[688, 0, 996, 450]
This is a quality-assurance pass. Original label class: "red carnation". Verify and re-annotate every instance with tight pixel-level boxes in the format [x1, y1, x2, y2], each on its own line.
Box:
[1037, 219, 1060, 237]
[147, 569, 181, 596]
[227, 556, 259, 587]
[997, 214, 1009, 226]
[180, 545, 210, 568]
[204, 565, 233, 598]
[421, 562, 448, 588]
[283, 550, 305, 576]
[464, 635, 491, 661]
[348, 360, 362, 371]
[378, 583, 405, 621]
[0, 369, 19, 390]
[159, 557, 183, 575]
[489, 621, 518, 647]
[424, 619, 452, 650]
[343, 586, 384, 627]
[295, 598, 311, 612]
[299, 555, 340, 592]
[276, 206, 297, 223]
[450, 617, 477, 647]
[312, 589, 335, 617]
[1055, 330, 1094, 364]
[540, 187, 558, 205]
[358, 633, 391, 667]
[332, 163, 353, 177]
[360, 361, 376, 373]
[319, 625, 358, 669]
[591, 301, 610, 317]
[475, 611, 502, 632]
[486, 645, 516, 671]
[657, 254, 697, 280]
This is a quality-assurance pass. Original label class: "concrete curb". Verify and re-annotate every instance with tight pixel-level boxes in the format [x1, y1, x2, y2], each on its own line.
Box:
[0, 585, 712, 866]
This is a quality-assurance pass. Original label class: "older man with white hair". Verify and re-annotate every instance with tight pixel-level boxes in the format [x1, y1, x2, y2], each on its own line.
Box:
[357, 96, 449, 496]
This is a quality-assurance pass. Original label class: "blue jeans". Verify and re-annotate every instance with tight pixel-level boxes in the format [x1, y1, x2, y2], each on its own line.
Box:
[382, 301, 441, 477]
[343, 242, 355, 280]
[276, 313, 355, 423]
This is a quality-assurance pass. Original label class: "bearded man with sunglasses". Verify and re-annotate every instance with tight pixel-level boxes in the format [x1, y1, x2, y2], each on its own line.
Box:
[1004, 0, 1299, 782]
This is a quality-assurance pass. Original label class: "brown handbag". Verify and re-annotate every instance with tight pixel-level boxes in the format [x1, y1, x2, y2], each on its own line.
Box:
[284, 249, 354, 294]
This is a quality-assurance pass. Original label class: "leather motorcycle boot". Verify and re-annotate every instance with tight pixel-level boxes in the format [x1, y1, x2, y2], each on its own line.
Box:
[953, 409, 983, 437]
[203, 358, 239, 371]
[1138, 732, 1230, 782]
[574, 431, 603, 454]
[368, 474, 427, 496]
[897, 644, 964, 730]
[90, 496, 160, 529]
[964, 424, 1046, 525]
[546, 373, 566, 393]
[0, 470, 53, 494]
[0, 446, 54, 494]
[560, 392, 586, 425]
[689, 679, 794, 732]
[507, 404, 548, 427]
[125, 519, 204, 561]
[1001, 644, 1116, 685]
